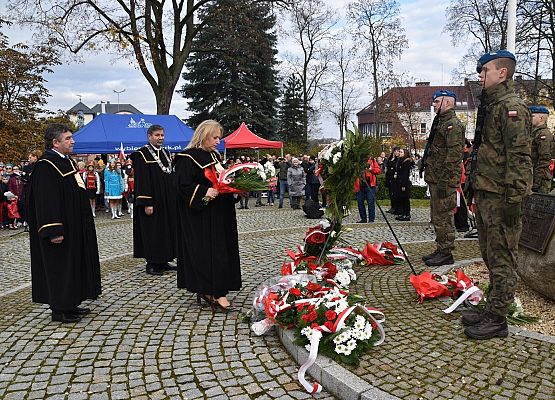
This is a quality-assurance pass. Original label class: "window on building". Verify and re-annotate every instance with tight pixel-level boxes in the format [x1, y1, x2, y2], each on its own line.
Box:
[420, 123, 426, 133]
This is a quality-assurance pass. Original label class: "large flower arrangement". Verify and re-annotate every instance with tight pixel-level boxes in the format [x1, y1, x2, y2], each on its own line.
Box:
[248, 128, 392, 393]
[251, 236, 386, 393]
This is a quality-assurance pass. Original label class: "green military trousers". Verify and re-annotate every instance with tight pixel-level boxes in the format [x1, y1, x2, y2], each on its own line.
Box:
[475, 191, 521, 317]
[429, 183, 457, 253]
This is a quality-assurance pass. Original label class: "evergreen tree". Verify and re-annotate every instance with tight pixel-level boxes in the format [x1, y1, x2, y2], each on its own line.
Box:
[278, 74, 305, 144]
[180, 0, 279, 138]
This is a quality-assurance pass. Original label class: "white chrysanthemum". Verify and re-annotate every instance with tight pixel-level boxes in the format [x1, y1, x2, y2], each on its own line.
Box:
[335, 344, 347, 354]
[319, 219, 331, 230]
[332, 152, 342, 164]
[335, 343, 352, 356]
[346, 338, 357, 350]
[354, 318, 365, 330]
[264, 161, 276, 177]
[335, 270, 351, 287]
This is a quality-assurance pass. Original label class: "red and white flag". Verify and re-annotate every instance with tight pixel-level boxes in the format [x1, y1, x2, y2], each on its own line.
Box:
[118, 142, 125, 161]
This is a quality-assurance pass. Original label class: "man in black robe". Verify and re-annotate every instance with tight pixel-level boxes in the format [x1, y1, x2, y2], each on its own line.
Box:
[130, 124, 177, 275]
[27, 123, 102, 323]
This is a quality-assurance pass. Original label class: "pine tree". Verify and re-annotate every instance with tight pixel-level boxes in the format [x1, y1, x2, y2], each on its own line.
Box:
[277, 74, 305, 144]
[180, 0, 279, 138]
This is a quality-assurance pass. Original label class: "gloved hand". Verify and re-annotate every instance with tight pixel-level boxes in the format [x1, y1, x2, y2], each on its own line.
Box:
[437, 182, 450, 199]
[504, 202, 521, 227]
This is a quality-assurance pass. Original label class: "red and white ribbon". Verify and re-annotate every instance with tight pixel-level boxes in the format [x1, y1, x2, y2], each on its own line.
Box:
[442, 281, 483, 314]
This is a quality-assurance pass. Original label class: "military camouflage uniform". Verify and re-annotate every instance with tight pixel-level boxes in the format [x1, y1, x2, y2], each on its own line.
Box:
[473, 80, 532, 317]
[424, 109, 465, 253]
[531, 122, 553, 193]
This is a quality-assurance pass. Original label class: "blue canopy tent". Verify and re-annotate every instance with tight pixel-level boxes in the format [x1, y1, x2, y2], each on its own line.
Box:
[72, 114, 223, 154]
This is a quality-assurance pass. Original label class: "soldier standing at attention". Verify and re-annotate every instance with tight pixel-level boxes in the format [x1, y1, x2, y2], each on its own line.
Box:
[529, 105, 553, 194]
[463, 50, 532, 340]
[422, 90, 465, 267]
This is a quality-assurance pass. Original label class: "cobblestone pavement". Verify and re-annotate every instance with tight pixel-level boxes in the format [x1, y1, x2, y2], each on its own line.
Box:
[3, 206, 550, 400]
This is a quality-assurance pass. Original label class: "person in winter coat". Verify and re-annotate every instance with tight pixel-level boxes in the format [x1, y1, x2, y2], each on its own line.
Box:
[82, 162, 101, 217]
[393, 149, 415, 221]
[287, 157, 306, 209]
[104, 159, 124, 219]
[354, 157, 382, 223]
[386, 147, 400, 214]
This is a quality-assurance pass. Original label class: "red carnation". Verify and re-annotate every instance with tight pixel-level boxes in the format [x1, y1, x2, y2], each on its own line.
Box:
[311, 322, 319, 328]
[289, 288, 301, 297]
[307, 282, 322, 292]
[305, 227, 327, 245]
[301, 311, 318, 322]
[302, 310, 318, 323]
[325, 310, 337, 321]
[324, 262, 338, 279]
[324, 321, 334, 331]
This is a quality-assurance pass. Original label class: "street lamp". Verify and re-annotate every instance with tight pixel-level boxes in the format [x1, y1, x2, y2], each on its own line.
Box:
[113, 89, 126, 112]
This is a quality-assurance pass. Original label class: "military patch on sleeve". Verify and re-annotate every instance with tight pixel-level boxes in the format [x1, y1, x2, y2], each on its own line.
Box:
[508, 110, 518, 117]
[447, 125, 453, 130]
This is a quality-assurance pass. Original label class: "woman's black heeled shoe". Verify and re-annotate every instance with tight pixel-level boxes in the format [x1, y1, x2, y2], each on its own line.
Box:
[196, 294, 214, 308]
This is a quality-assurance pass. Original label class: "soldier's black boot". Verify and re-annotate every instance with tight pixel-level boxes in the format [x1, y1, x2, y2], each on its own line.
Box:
[424, 251, 454, 266]
[461, 307, 484, 326]
[421, 249, 440, 262]
[464, 311, 508, 340]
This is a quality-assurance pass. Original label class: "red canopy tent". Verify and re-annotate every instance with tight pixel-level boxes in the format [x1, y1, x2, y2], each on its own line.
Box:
[223, 122, 283, 158]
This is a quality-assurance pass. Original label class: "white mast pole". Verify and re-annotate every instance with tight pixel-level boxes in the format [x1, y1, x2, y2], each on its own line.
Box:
[507, 0, 517, 52]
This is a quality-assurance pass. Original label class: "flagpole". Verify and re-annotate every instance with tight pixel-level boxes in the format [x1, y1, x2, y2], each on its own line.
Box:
[507, 0, 517, 53]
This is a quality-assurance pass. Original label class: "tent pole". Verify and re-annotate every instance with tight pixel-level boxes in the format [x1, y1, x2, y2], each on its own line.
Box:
[281, 147, 283, 157]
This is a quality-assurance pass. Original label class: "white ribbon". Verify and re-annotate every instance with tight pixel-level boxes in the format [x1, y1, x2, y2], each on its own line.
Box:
[442, 285, 483, 314]
[298, 330, 323, 394]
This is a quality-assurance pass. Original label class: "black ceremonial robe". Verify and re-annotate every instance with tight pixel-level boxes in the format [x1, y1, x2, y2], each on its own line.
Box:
[27, 151, 101, 310]
[130, 146, 176, 263]
[174, 148, 242, 297]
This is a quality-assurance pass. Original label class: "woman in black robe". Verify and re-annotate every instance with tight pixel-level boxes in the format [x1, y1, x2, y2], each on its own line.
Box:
[174, 120, 241, 312]
[393, 148, 415, 221]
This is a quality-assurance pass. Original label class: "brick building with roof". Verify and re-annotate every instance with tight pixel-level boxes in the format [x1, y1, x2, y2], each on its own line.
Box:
[356, 80, 480, 151]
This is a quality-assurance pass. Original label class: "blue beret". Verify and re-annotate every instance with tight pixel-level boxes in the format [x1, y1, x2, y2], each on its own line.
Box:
[432, 90, 457, 101]
[529, 105, 549, 115]
[476, 50, 516, 73]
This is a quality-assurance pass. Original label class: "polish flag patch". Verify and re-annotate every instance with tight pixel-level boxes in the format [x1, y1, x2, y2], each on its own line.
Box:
[508, 110, 518, 117]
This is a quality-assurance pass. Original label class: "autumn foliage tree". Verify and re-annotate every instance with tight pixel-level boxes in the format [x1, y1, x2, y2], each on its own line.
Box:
[0, 26, 59, 162]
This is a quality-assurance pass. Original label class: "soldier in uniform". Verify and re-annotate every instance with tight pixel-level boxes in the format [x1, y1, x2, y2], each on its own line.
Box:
[529, 105, 553, 193]
[422, 90, 465, 266]
[463, 50, 532, 340]
[130, 125, 177, 276]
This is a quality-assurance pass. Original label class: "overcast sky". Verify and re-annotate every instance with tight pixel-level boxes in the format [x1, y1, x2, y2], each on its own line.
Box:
[1, 0, 467, 138]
